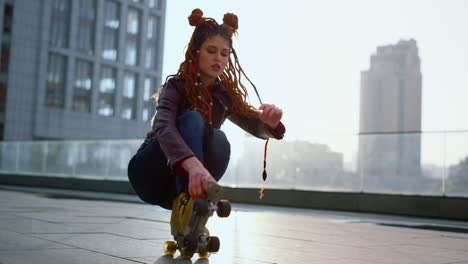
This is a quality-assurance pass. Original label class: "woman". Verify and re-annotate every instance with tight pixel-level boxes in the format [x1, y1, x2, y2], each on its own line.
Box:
[128, 9, 285, 211]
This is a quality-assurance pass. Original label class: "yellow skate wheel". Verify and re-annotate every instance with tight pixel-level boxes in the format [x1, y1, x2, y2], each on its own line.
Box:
[180, 248, 194, 259]
[163, 241, 177, 256]
[198, 251, 211, 259]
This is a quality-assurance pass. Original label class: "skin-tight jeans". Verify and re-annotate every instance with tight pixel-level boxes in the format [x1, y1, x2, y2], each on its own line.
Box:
[127, 110, 231, 210]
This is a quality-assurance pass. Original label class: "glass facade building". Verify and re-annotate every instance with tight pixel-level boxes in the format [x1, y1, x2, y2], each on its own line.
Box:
[0, 0, 166, 140]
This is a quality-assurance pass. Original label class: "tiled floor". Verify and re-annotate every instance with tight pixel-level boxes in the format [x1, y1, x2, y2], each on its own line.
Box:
[1, 186, 468, 264]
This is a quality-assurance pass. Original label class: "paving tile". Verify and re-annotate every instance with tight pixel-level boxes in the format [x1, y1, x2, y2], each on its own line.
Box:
[0, 248, 141, 264]
[407, 235, 468, 251]
[0, 217, 83, 234]
[2, 187, 468, 264]
[29, 233, 166, 259]
[0, 230, 71, 251]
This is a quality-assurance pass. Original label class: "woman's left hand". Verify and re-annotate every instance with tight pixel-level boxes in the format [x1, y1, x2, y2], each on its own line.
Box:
[258, 104, 283, 129]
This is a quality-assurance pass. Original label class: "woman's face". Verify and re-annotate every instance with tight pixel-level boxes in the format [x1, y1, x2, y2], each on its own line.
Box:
[198, 35, 230, 85]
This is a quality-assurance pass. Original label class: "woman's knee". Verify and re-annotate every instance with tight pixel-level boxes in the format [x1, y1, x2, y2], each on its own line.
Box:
[208, 129, 230, 161]
[177, 110, 205, 134]
[213, 129, 230, 155]
[204, 129, 230, 181]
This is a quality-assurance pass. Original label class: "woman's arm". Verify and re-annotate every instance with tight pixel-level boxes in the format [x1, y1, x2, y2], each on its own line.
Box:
[153, 79, 195, 168]
[227, 104, 285, 140]
[154, 78, 214, 198]
[181, 157, 216, 198]
[258, 104, 283, 130]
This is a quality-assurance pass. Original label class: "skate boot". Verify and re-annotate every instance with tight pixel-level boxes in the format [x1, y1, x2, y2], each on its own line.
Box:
[163, 181, 231, 259]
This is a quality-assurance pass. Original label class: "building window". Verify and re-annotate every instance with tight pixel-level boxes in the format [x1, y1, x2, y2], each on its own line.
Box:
[125, 38, 138, 66]
[142, 77, 156, 122]
[46, 54, 67, 108]
[73, 60, 92, 113]
[0, 82, 6, 113]
[146, 16, 157, 40]
[102, 0, 120, 61]
[122, 72, 137, 120]
[125, 8, 140, 66]
[49, 0, 71, 48]
[0, 45, 9, 72]
[98, 66, 116, 116]
[148, 0, 161, 9]
[145, 16, 159, 69]
[76, 0, 96, 55]
[3, 4, 13, 33]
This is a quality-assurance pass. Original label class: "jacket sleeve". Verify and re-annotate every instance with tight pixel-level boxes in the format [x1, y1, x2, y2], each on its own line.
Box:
[153, 79, 195, 167]
[227, 111, 286, 140]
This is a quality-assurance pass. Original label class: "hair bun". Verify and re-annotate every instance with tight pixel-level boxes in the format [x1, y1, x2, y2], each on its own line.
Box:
[188, 8, 205, 27]
[222, 12, 238, 35]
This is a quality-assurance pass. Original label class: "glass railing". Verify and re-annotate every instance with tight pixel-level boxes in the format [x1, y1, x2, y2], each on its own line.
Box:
[0, 140, 140, 180]
[0, 131, 467, 197]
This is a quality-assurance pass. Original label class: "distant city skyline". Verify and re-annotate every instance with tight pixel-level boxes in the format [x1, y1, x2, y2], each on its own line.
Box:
[162, 0, 468, 167]
[163, 0, 468, 137]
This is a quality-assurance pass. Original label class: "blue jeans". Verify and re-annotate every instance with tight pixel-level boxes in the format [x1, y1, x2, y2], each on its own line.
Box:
[128, 110, 231, 209]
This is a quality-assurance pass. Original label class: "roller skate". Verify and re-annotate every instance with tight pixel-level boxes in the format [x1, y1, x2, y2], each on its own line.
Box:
[164, 181, 231, 259]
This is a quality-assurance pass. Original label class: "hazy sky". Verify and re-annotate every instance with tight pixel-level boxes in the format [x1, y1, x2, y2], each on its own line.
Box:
[161, 0, 468, 164]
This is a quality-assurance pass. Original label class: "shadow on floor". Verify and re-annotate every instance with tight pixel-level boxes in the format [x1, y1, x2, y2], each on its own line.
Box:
[154, 255, 209, 264]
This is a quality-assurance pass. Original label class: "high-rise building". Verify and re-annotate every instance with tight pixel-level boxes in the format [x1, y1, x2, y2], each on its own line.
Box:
[359, 39, 422, 192]
[0, 0, 166, 140]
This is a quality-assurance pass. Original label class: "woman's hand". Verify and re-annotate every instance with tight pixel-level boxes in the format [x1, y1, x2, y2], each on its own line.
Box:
[181, 156, 216, 198]
[258, 104, 283, 129]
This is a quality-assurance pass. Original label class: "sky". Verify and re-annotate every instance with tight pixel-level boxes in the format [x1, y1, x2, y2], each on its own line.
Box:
[161, 0, 468, 165]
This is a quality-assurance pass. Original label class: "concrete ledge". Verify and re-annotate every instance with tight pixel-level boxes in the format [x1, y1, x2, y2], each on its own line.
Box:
[0, 173, 134, 194]
[1, 173, 467, 221]
[223, 188, 468, 220]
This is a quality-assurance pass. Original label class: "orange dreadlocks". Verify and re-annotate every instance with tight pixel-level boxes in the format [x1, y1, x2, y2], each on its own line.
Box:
[155, 8, 258, 124]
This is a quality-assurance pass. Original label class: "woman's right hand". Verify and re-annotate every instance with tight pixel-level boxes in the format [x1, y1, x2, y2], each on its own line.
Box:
[181, 156, 216, 198]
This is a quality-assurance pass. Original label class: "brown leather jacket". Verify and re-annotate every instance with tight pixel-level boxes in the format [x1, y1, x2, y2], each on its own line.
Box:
[139, 75, 285, 167]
